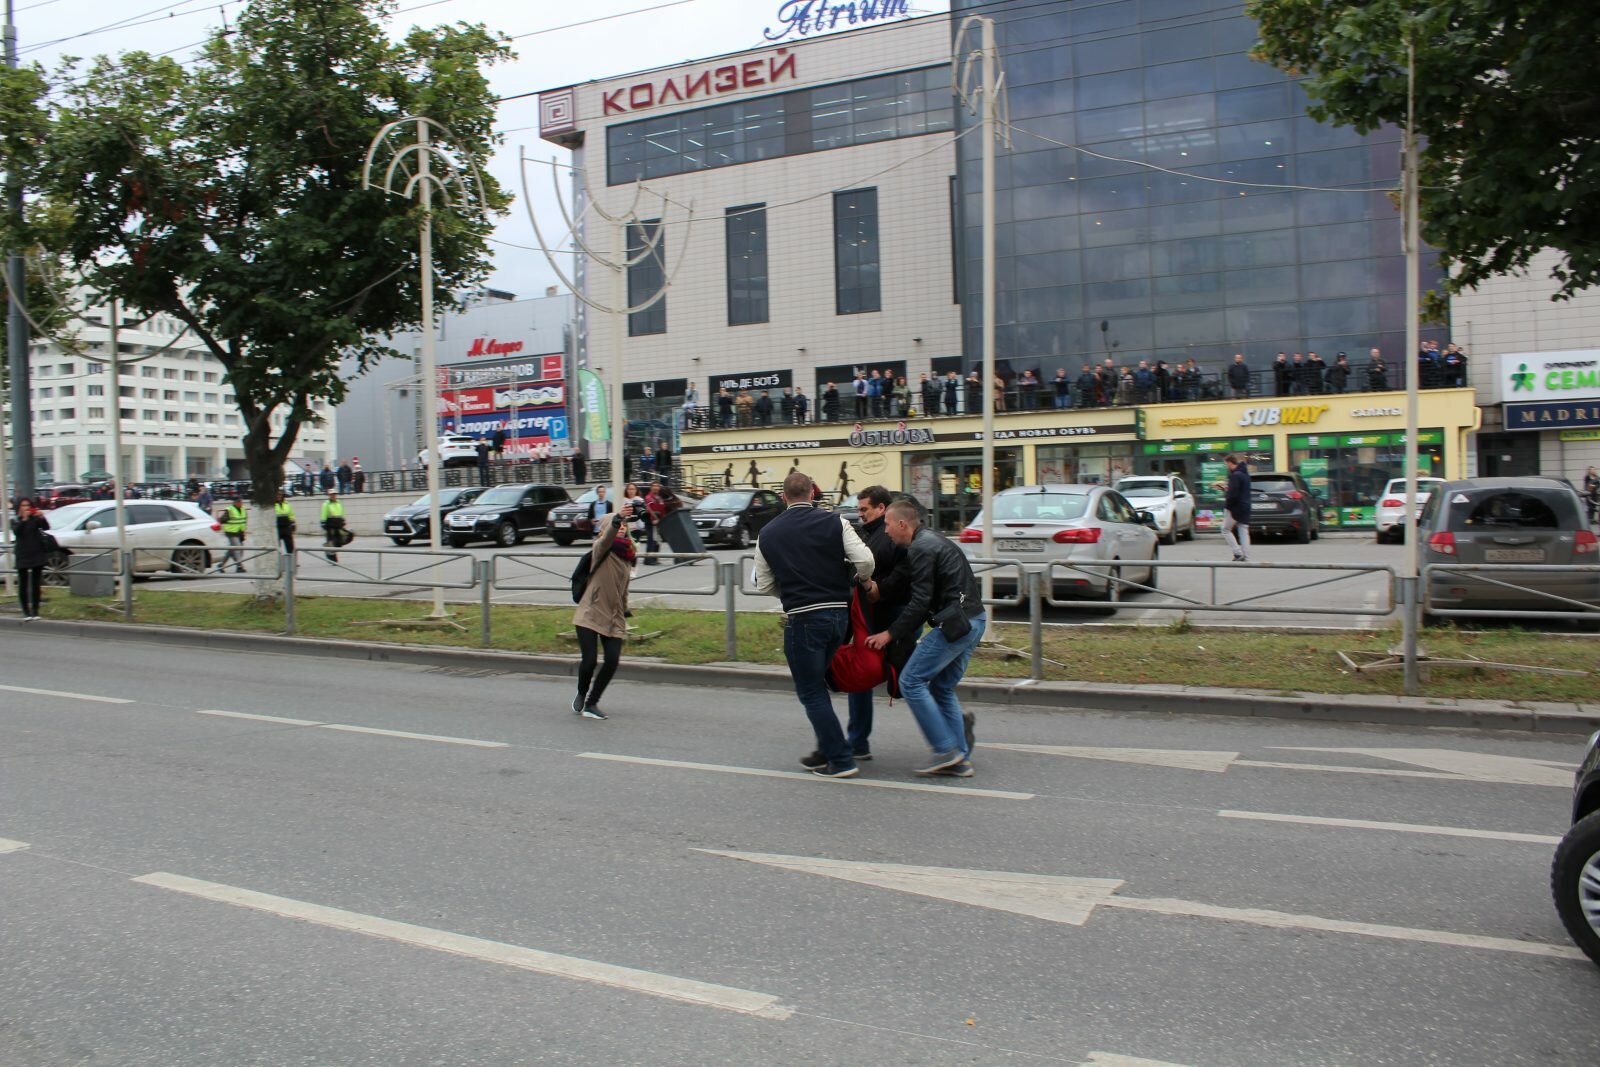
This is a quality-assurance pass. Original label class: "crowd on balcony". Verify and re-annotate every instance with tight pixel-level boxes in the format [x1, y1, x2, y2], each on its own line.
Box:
[681, 341, 1469, 431]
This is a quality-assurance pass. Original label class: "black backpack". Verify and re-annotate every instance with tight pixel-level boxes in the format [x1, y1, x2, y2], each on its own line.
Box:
[570, 552, 592, 603]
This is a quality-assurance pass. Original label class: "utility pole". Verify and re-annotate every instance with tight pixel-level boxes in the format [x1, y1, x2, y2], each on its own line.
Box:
[4, 0, 34, 498]
[1399, 39, 1423, 695]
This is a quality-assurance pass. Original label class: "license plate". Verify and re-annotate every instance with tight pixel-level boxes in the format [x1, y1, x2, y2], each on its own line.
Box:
[385, 523, 404, 530]
[997, 538, 1044, 552]
[1253, 501, 1279, 511]
[554, 521, 571, 527]
[1485, 548, 1544, 562]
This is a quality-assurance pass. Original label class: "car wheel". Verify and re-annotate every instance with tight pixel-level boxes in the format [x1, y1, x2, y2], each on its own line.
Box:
[1181, 521, 1195, 541]
[390, 537, 413, 547]
[1095, 561, 1121, 601]
[552, 534, 576, 547]
[1159, 522, 1176, 547]
[171, 543, 209, 576]
[496, 521, 518, 547]
[1145, 549, 1158, 591]
[43, 549, 70, 587]
[1296, 523, 1312, 544]
[1552, 810, 1600, 967]
[729, 524, 747, 550]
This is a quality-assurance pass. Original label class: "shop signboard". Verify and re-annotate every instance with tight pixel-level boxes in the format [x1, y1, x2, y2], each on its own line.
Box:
[1499, 349, 1600, 403]
[710, 368, 793, 395]
[1561, 429, 1600, 442]
[764, 0, 910, 42]
[1503, 399, 1600, 431]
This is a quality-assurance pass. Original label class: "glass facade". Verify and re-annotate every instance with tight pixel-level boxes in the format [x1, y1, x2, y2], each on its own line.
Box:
[607, 66, 953, 185]
[726, 205, 769, 325]
[952, 0, 1448, 381]
[834, 188, 882, 315]
[626, 220, 666, 336]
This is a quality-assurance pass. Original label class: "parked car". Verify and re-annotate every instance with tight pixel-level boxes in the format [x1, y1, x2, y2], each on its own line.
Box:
[1115, 475, 1196, 545]
[35, 484, 91, 510]
[1552, 729, 1600, 967]
[78, 468, 114, 483]
[40, 500, 227, 585]
[444, 483, 570, 547]
[1245, 471, 1320, 543]
[547, 488, 608, 547]
[382, 486, 488, 546]
[1374, 476, 1446, 543]
[1418, 477, 1600, 621]
[958, 484, 1159, 601]
[691, 488, 785, 548]
[419, 433, 482, 468]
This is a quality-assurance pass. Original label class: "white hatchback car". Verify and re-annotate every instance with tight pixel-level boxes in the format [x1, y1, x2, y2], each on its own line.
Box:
[959, 484, 1160, 601]
[418, 433, 483, 468]
[1374, 476, 1445, 543]
[1115, 475, 1196, 545]
[41, 500, 228, 584]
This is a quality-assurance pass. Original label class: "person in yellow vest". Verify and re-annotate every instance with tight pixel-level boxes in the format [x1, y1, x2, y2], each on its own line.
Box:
[219, 495, 248, 573]
[274, 490, 297, 555]
[320, 489, 347, 563]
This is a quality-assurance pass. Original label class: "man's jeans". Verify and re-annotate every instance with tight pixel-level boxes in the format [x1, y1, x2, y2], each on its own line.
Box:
[846, 689, 873, 756]
[900, 614, 987, 756]
[783, 608, 852, 768]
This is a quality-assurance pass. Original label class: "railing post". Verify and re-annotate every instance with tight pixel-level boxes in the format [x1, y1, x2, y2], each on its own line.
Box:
[283, 551, 296, 635]
[120, 549, 134, 619]
[721, 560, 738, 660]
[1028, 569, 1044, 681]
[478, 558, 493, 647]
[1400, 572, 1420, 694]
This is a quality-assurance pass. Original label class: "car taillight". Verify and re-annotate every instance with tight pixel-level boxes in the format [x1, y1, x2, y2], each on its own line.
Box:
[1576, 530, 1598, 555]
[1052, 528, 1101, 544]
[1427, 531, 1456, 555]
[1380, 498, 1404, 508]
[210, 523, 222, 532]
[1285, 490, 1304, 500]
[958, 528, 984, 543]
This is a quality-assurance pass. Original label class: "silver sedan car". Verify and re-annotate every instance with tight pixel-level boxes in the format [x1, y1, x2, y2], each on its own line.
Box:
[958, 484, 1160, 601]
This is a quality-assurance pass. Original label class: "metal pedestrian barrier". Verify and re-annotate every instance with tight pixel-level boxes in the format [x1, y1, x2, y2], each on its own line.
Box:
[1421, 563, 1600, 622]
[1044, 559, 1398, 614]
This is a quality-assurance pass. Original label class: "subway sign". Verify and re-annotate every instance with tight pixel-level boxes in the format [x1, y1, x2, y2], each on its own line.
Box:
[1499, 350, 1600, 402]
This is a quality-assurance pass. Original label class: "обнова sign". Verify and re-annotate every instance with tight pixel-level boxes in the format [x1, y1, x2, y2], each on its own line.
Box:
[764, 0, 911, 42]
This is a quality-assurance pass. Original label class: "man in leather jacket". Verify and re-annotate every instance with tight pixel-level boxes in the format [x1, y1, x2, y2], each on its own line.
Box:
[866, 500, 986, 777]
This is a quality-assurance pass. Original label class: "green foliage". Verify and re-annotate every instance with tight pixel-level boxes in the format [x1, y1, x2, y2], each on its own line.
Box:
[2, 0, 510, 503]
[1249, 0, 1600, 303]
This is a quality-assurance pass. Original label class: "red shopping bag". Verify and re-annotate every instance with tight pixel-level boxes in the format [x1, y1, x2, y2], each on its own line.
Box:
[826, 585, 890, 694]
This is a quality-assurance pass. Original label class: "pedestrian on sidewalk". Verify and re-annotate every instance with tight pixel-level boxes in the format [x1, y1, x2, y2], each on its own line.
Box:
[572, 512, 633, 720]
[11, 498, 51, 620]
[753, 472, 875, 778]
[320, 489, 347, 563]
[220, 495, 248, 573]
[273, 490, 297, 556]
[1217, 453, 1252, 562]
[866, 500, 986, 777]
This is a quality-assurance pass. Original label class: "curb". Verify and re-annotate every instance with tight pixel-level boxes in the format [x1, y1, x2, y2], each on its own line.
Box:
[13, 616, 1598, 735]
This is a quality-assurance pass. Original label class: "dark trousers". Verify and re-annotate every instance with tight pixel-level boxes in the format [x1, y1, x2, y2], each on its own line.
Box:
[18, 566, 43, 616]
[576, 625, 622, 706]
[782, 608, 852, 768]
[478, 462, 490, 486]
[277, 521, 295, 555]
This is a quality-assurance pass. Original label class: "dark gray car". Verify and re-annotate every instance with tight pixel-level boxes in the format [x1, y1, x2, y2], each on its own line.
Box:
[1553, 730, 1600, 967]
[1246, 471, 1320, 543]
[1418, 477, 1600, 620]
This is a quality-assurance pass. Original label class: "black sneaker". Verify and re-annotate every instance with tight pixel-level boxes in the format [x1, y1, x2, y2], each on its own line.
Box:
[933, 760, 974, 778]
[571, 691, 584, 714]
[581, 705, 607, 720]
[962, 711, 976, 753]
[853, 749, 873, 762]
[799, 751, 828, 771]
[811, 763, 859, 779]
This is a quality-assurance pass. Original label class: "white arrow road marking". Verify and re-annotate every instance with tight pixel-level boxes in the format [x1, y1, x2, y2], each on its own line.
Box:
[0, 683, 133, 704]
[1082, 1054, 1198, 1067]
[701, 851, 1585, 962]
[1275, 748, 1574, 787]
[977, 743, 1240, 773]
[195, 709, 507, 748]
[132, 872, 790, 1019]
[0, 837, 30, 854]
[1219, 810, 1562, 845]
[580, 753, 1034, 800]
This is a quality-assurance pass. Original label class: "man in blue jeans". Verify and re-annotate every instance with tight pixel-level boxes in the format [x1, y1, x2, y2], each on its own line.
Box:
[867, 500, 986, 777]
[753, 472, 876, 778]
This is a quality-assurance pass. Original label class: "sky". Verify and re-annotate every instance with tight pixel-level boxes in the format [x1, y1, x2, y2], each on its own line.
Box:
[11, 0, 953, 299]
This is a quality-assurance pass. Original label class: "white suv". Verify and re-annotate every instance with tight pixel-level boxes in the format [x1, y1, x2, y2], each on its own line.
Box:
[1114, 475, 1196, 545]
[1374, 477, 1444, 543]
[418, 433, 482, 468]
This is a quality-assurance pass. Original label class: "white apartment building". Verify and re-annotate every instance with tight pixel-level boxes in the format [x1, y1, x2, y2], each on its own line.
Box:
[15, 307, 333, 486]
[537, 12, 962, 449]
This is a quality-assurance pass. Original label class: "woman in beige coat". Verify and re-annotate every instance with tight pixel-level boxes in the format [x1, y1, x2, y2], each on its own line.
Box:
[572, 511, 634, 719]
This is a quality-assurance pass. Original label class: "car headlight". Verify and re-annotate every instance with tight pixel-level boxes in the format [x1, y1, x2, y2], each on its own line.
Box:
[720, 516, 739, 527]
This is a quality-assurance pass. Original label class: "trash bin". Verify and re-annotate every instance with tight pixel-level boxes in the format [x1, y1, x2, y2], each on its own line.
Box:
[67, 551, 117, 597]
[657, 507, 706, 554]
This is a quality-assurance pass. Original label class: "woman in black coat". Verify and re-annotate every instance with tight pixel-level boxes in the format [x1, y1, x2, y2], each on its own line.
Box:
[11, 498, 51, 620]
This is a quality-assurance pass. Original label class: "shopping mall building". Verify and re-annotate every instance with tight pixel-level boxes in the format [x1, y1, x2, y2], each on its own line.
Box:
[530, 0, 1563, 532]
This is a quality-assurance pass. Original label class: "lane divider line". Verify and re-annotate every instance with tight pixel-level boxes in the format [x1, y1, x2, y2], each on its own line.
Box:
[579, 752, 1035, 800]
[0, 837, 30, 854]
[0, 683, 134, 705]
[194, 710, 506, 748]
[195, 709, 321, 727]
[131, 872, 791, 1019]
[1232, 759, 1469, 782]
[1218, 809, 1562, 845]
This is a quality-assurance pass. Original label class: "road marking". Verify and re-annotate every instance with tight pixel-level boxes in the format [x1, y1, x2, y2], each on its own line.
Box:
[0, 837, 30, 854]
[581, 753, 1034, 800]
[318, 723, 508, 748]
[195, 710, 506, 748]
[1232, 759, 1470, 781]
[132, 872, 791, 1019]
[0, 683, 134, 705]
[978, 743, 1239, 774]
[703, 851, 1585, 962]
[1082, 1055, 1197, 1067]
[1275, 747, 1574, 788]
[1218, 809, 1562, 845]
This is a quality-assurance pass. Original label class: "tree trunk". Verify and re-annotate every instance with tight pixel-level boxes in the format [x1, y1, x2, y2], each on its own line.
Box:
[244, 424, 289, 600]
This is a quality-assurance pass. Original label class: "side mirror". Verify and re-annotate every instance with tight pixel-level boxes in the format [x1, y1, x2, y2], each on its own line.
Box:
[85, 520, 102, 531]
[1135, 511, 1158, 528]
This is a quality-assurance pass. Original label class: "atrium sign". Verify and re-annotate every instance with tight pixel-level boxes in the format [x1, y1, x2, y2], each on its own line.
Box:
[765, 0, 910, 41]
[1499, 350, 1600, 402]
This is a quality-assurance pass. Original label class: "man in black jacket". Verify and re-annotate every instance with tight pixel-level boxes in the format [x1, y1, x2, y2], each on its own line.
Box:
[754, 473, 876, 778]
[1219, 453, 1252, 563]
[1226, 353, 1251, 398]
[867, 500, 986, 777]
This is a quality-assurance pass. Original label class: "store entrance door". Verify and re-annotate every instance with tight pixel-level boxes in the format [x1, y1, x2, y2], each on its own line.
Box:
[930, 450, 1019, 533]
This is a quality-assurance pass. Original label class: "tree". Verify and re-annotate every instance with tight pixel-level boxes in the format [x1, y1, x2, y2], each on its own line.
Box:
[1, 0, 509, 519]
[1249, 0, 1600, 305]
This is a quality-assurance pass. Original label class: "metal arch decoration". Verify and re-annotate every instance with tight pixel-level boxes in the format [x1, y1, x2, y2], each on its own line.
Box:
[362, 115, 492, 213]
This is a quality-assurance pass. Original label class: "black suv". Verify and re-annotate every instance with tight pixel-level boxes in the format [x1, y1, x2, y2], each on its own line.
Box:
[691, 488, 784, 548]
[444, 483, 570, 547]
[1553, 730, 1600, 967]
[383, 486, 487, 546]
[1248, 470, 1321, 543]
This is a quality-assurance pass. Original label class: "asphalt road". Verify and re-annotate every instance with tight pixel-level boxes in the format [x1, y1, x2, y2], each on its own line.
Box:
[3, 629, 1597, 1065]
[151, 531, 1407, 630]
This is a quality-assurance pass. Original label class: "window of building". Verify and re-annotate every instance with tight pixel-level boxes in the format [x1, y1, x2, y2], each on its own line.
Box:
[834, 188, 881, 315]
[164, 412, 178, 422]
[89, 407, 106, 419]
[37, 410, 52, 421]
[143, 410, 158, 421]
[725, 204, 768, 325]
[204, 413, 218, 424]
[86, 362, 104, 373]
[59, 386, 74, 397]
[204, 393, 218, 403]
[184, 412, 198, 423]
[183, 391, 198, 402]
[120, 408, 134, 419]
[119, 386, 134, 398]
[626, 219, 667, 336]
[204, 372, 218, 383]
[143, 389, 158, 399]
[163, 390, 178, 401]
[144, 366, 159, 378]
[37, 387, 53, 398]
[606, 65, 952, 185]
[58, 407, 75, 420]
[183, 370, 198, 381]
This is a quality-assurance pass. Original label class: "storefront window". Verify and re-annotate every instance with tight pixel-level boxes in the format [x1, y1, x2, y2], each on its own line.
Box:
[1137, 436, 1275, 529]
[1037, 442, 1139, 487]
[905, 449, 1020, 533]
[1289, 430, 1444, 527]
